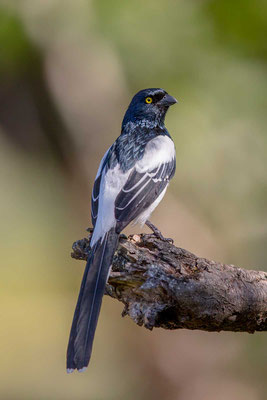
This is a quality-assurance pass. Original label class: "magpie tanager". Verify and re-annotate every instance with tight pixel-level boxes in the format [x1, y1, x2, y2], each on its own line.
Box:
[67, 88, 177, 373]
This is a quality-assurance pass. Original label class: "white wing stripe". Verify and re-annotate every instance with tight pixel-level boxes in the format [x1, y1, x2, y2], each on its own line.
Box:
[147, 163, 162, 178]
[92, 193, 99, 201]
[122, 173, 148, 193]
[122, 163, 162, 193]
[116, 177, 151, 211]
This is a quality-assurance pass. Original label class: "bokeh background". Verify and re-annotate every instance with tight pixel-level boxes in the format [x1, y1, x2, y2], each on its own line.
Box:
[0, 1, 266, 399]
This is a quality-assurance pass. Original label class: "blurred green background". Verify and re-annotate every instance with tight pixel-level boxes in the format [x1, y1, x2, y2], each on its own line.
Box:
[0, 1, 266, 399]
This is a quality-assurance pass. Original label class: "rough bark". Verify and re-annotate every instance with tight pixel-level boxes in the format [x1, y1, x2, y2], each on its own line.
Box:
[71, 231, 267, 333]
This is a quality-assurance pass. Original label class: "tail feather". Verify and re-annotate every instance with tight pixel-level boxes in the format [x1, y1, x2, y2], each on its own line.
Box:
[67, 228, 119, 372]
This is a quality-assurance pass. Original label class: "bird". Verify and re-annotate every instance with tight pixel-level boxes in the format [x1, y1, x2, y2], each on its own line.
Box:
[67, 88, 177, 373]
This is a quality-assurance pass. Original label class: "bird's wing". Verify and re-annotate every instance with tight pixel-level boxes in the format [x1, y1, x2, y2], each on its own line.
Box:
[115, 135, 176, 231]
[91, 147, 111, 227]
[91, 176, 101, 227]
[115, 158, 175, 231]
[91, 135, 175, 245]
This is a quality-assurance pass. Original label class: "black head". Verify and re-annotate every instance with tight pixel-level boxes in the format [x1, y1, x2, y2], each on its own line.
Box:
[122, 88, 177, 130]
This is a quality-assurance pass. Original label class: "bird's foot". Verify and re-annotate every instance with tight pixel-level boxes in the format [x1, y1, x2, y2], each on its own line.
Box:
[145, 220, 173, 244]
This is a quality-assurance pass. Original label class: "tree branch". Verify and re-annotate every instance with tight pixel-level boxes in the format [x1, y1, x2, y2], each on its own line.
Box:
[71, 232, 267, 333]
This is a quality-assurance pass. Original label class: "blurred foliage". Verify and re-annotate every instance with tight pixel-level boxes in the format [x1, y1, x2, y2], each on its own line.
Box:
[205, 0, 267, 60]
[0, 1, 266, 399]
[0, 8, 40, 76]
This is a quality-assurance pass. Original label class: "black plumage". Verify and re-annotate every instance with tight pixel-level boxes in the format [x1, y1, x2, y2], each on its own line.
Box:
[67, 229, 119, 371]
[67, 88, 177, 372]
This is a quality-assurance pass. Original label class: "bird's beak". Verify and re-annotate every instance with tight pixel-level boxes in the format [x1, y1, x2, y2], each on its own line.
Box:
[158, 94, 178, 106]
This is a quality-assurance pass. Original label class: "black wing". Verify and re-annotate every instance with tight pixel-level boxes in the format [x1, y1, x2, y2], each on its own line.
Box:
[91, 174, 101, 227]
[115, 158, 176, 232]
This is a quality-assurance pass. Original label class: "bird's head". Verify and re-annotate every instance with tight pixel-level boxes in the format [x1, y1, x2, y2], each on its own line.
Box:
[122, 88, 177, 130]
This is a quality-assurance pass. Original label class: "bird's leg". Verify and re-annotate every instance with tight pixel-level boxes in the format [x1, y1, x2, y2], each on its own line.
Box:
[145, 220, 174, 244]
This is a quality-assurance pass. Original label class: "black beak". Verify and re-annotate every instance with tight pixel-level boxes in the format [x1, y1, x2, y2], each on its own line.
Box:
[158, 94, 178, 107]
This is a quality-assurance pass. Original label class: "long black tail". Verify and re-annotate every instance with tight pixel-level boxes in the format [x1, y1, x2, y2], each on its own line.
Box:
[67, 228, 119, 372]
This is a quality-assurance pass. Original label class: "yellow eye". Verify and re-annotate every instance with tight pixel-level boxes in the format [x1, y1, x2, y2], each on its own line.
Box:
[145, 97, 153, 104]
